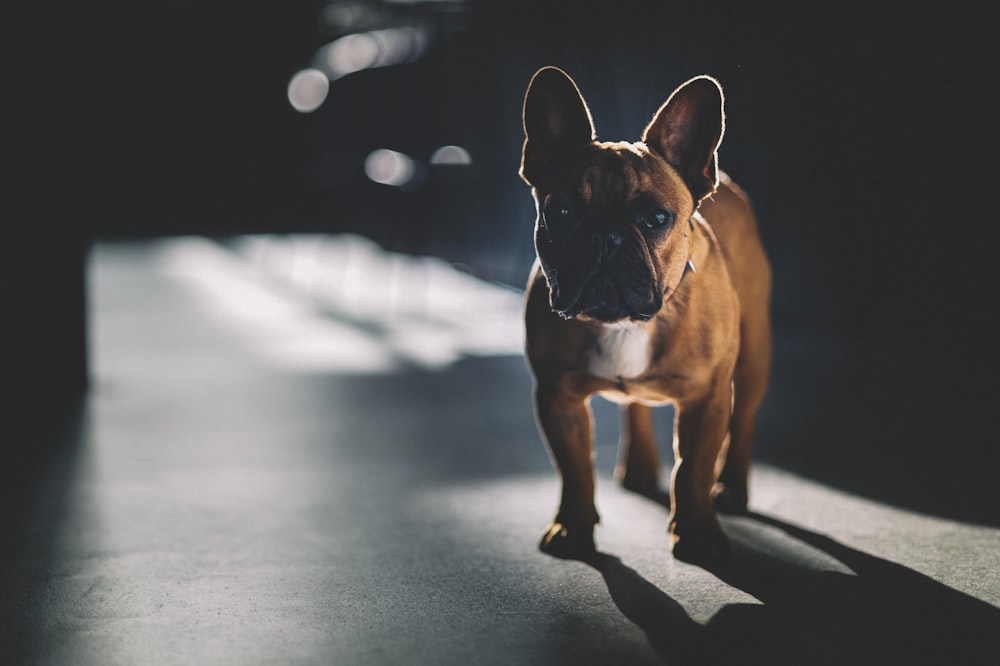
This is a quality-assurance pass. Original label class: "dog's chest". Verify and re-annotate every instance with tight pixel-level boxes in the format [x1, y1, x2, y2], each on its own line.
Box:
[587, 322, 651, 380]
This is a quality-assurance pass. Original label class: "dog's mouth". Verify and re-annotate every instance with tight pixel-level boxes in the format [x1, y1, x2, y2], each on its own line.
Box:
[542, 226, 663, 323]
[552, 271, 661, 323]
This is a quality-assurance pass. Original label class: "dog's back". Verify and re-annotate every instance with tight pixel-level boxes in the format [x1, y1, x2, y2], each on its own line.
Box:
[699, 173, 771, 318]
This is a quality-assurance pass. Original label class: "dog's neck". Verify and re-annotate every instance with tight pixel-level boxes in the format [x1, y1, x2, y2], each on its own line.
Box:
[663, 216, 698, 302]
[683, 216, 698, 278]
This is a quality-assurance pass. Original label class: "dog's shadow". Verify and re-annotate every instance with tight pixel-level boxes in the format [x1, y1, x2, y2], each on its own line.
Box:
[579, 510, 1000, 665]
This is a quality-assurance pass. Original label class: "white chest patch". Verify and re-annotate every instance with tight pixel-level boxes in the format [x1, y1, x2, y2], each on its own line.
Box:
[588, 321, 652, 380]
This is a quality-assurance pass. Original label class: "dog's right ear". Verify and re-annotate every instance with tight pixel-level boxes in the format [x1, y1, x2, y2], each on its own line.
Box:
[520, 67, 595, 187]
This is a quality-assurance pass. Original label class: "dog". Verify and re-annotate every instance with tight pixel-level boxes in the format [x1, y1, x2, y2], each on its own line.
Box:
[520, 67, 771, 564]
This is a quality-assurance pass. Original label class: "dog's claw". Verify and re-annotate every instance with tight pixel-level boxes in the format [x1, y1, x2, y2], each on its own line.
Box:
[539, 523, 595, 560]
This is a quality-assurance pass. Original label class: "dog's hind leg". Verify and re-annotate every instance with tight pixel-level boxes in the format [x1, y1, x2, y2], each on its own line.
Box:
[616, 402, 662, 495]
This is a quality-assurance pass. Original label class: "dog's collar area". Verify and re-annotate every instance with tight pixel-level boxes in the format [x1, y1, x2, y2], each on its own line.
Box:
[683, 216, 697, 277]
[663, 218, 696, 302]
[661, 254, 696, 304]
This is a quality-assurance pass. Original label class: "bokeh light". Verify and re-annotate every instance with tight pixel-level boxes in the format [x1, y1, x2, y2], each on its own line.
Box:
[364, 149, 416, 187]
[430, 145, 472, 166]
[315, 28, 427, 80]
[286, 68, 330, 113]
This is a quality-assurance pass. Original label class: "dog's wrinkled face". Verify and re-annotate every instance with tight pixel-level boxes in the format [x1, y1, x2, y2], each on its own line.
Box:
[520, 67, 724, 323]
[533, 141, 694, 322]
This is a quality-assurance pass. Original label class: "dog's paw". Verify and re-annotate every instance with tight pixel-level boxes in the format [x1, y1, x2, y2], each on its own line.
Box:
[711, 482, 748, 515]
[620, 476, 672, 510]
[619, 470, 661, 496]
[539, 522, 596, 560]
[670, 521, 731, 565]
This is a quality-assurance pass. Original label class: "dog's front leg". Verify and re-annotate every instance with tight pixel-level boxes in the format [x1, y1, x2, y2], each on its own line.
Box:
[535, 384, 599, 559]
[670, 385, 732, 564]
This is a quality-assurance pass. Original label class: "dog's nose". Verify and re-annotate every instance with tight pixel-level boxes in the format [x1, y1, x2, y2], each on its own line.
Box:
[594, 229, 623, 261]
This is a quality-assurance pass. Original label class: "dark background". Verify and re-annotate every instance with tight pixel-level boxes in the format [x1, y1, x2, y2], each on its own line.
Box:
[4, 2, 998, 522]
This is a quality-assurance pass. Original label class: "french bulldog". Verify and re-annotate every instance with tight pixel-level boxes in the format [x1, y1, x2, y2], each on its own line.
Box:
[520, 67, 771, 563]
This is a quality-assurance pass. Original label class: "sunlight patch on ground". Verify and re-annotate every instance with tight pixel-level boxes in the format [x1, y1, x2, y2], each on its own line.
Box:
[158, 235, 524, 374]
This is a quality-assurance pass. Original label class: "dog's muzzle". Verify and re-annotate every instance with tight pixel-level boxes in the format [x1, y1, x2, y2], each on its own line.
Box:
[550, 228, 661, 323]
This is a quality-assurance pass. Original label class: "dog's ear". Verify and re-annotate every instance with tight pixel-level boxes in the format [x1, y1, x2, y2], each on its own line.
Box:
[642, 76, 725, 204]
[520, 67, 595, 187]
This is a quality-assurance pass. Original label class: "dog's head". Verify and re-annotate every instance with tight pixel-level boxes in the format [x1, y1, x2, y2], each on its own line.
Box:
[520, 67, 724, 323]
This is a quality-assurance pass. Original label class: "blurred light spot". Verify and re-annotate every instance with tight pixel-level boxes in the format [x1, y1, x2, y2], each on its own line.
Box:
[430, 145, 472, 166]
[287, 68, 329, 113]
[320, 3, 369, 31]
[325, 32, 380, 76]
[365, 149, 415, 187]
[315, 27, 427, 79]
[371, 28, 422, 66]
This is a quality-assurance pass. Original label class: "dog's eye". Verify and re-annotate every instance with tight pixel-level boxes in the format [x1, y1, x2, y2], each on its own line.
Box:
[543, 198, 574, 224]
[640, 208, 675, 230]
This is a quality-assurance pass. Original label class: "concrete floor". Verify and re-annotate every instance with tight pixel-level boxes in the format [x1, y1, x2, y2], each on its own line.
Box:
[2, 237, 999, 665]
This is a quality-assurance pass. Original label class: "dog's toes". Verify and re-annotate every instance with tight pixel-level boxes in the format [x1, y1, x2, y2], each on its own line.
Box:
[711, 482, 748, 515]
[539, 523, 595, 560]
[671, 523, 731, 566]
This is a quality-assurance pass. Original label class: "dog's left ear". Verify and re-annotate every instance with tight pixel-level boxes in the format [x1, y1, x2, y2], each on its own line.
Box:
[642, 76, 725, 204]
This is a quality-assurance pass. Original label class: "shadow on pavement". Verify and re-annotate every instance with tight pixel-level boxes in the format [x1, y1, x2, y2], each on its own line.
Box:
[0, 399, 90, 662]
[583, 511, 1000, 665]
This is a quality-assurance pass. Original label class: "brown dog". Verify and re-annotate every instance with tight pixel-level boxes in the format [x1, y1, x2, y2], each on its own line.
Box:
[520, 67, 771, 563]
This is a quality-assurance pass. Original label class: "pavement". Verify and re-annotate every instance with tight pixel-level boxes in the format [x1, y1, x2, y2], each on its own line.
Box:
[2, 235, 999, 665]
